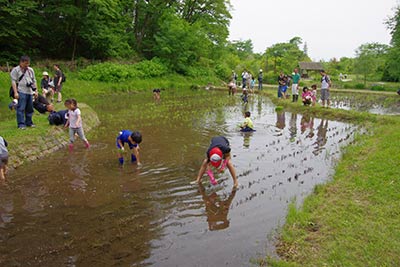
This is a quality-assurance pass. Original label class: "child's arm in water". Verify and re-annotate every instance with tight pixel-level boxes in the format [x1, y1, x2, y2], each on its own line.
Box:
[195, 159, 209, 183]
[226, 159, 238, 187]
[132, 145, 142, 166]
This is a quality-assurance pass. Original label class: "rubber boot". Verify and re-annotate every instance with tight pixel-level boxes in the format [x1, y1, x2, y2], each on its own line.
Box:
[295, 95, 299, 102]
[292, 95, 295, 102]
[118, 157, 124, 165]
[206, 169, 217, 185]
[131, 154, 137, 163]
[68, 143, 74, 152]
[84, 141, 90, 149]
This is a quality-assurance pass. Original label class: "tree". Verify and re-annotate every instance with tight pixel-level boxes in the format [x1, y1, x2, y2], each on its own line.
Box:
[153, 11, 210, 74]
[0, 0, 41, 63]
[354, 43, 389, 84]
[383, 5, 400, 81]
[265, 38, 309, 74]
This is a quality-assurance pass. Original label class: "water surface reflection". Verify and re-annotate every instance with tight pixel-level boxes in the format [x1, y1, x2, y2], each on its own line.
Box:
[0, 92, 357, 266]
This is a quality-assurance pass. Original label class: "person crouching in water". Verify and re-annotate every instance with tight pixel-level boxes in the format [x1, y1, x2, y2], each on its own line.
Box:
[195, 136, 238, 187]
[116, 130, 142, 166]
[301, 87, 313, 106]
[64, 99, 90, 151]
[240, 111, 254, 132]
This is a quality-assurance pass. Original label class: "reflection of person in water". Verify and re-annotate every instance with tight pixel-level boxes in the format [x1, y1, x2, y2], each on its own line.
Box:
[314, 119, 328, 154]
[289, 113, 297, 141]
[242, 132, 252, 148]
[198, 183, 237, 231]
[276, 110, 286, 130]
[300, 114, 315, 138]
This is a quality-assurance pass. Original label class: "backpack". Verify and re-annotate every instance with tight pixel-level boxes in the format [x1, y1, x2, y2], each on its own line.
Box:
[48, 110, 68, 125]
[61, 73, 66, 83]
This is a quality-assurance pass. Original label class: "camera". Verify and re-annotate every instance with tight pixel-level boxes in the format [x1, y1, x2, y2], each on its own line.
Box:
[26, 76, 37, 90]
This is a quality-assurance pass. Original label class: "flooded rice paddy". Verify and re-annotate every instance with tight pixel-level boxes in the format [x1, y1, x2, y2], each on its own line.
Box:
[0, 91, 358, 266]
[329, 92, 400, 114]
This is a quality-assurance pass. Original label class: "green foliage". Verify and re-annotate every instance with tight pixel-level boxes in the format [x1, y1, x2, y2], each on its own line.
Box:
[0, 0, 41, 63]
[370, 84, 385, 91]
[354, 43, 389, 85]
[354, 83, 366, 89]
[78, 60, 168, 82]
[265, 37, 310, 75]
[153, 11, 212, 74]
[324, 57, 354, 77]
[383, 5, 400, 81]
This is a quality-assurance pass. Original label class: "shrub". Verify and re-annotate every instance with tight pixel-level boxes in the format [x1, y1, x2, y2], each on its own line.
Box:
[370, 84, 385, 91]
[354, 83, 365, 89]
[78, 59, 168, 82]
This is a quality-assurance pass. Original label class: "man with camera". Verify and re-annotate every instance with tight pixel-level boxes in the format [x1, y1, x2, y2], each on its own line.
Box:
[10, 55, 38, 129]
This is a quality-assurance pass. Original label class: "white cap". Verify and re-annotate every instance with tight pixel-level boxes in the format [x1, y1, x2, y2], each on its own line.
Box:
[259, 69, 263, 72]
[42, 71, 49, 76]
[210, 154, 222, 162]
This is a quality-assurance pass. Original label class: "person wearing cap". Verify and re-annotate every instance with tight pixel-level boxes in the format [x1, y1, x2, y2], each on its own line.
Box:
[116, 130, 142, 166]
[41, 71, 54, 102]
[195, 136, 238, 187]
[258, 69, 263, 90]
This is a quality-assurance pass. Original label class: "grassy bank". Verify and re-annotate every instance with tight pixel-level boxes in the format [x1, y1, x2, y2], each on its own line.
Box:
[258, 88, 400, 266]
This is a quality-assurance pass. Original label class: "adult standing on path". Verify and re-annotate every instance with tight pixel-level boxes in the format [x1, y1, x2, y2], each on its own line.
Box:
[257, 69, 263, 90]
[53, 64, 64, 103]
[320, 70, 331, 107]
[291, 68, 301, 102]
[10, 55, 38, 129]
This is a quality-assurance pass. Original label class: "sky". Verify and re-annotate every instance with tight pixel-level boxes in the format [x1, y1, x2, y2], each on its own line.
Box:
[228, 0, 399, 61]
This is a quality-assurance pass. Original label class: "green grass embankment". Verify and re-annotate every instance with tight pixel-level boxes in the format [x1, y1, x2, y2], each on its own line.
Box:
[257, 88, 400, 267]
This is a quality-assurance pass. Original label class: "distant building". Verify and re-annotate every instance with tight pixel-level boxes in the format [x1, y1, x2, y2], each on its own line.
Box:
[299, 62, 324, 78]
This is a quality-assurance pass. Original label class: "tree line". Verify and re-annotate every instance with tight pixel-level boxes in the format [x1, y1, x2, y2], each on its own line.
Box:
[1, 1, 399, 82]
[0, 0, 231, 74]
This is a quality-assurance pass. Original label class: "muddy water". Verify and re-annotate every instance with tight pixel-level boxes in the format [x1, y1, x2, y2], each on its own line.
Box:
[0, 91, 357, 266]
[329, 92, 400, 114]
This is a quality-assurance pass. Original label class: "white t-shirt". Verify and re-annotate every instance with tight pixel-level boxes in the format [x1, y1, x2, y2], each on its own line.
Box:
[68, 108, 82, 128]
[321, 75, 330, 89]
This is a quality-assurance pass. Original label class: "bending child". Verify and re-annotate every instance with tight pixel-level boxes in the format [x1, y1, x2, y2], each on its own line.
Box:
[195, 136, 238, 187]
[64, 99, 90, 151]
[116, 130, 142, 166]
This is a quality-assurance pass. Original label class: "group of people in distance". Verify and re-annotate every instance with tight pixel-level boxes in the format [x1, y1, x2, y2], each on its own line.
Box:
[279, 68, 332, 108]
[9, 56, 65, 130]
[41, 65, 64, 104]
[228, 69, 263, 103]
[278, 68, 301, 101]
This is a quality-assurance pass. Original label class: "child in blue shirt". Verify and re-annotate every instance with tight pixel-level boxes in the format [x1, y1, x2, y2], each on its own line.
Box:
[116, 130, 142, 166]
